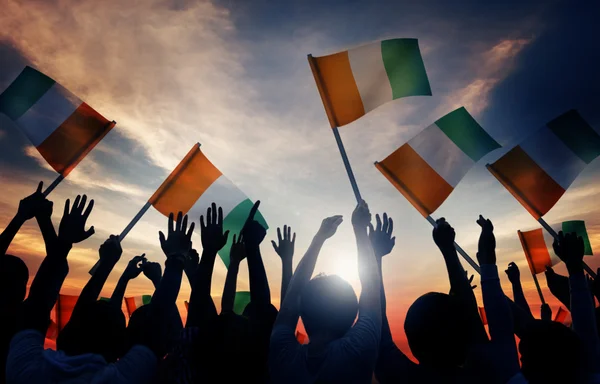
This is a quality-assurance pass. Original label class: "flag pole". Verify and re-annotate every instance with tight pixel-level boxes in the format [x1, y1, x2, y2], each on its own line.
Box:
[308, 54, 362, 203]
[425, 215, 481, 274]
[537, 217, 596, 278]
[41, 120, 116, 197]
[517, 230, 546, 304]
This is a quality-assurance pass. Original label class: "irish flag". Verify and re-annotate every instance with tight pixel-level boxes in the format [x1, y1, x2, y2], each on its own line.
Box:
[149, 143, 267, 267]
[125, 295, 152, 317]
[375, 107, 500, 217]
[517, 220, 593, 275]
[487, 110, 600, 219]
[309, 38, 431, 127]
[0, 66, 115, 176]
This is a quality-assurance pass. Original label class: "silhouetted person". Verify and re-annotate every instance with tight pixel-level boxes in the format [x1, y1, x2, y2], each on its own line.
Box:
[272, 225, 296, 303]
[270, 200, 381, 384]
[505, 262, 534, 319]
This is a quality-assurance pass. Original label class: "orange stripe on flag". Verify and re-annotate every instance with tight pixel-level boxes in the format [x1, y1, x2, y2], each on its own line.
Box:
[36, 103, 114, 177]
[518, 229, 552, 275]
[487, 146, 565, 219]
[311, 52, 365, 127]
[554, 306, 569, 324]
[375, 145, 453, 217]
[149, 144, 222, 217]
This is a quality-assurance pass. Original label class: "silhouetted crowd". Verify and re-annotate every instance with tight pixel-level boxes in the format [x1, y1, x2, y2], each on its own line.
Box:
[1, 183, 600, 383]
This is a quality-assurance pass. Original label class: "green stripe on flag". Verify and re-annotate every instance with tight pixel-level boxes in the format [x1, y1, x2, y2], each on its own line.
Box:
[381, 39, 432, 100]
[547, 110, 600, 164]
[142, 295, 152, 305]
[234, 291, 251, 315]
[562, 220, 593, 255]
[220, 198, 268, 268]
[435, 107, 500, 161]
[0, 66, 55, 120]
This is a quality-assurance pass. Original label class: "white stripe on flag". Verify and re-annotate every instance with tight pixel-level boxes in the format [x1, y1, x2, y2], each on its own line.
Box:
[520, 127, 586, 190]
[348, 42, 393, 113]
[409, 123, 475, 187]
[15, 83, 81, 146]
[188, 175, 249, 219]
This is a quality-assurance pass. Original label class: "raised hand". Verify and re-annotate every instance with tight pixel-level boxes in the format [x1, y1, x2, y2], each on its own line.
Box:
[230, 234, 247, 264]
[553, 231, 584, 273]
[368, 213, 395, 258]
[99, 235, 123, 265]
[142, 261, 162, 287]
[184, 248, 200, 278]
[476, 215, 496, 265]
[242, 201, 266, 247]
[58, 195, 95, 244]
[505, 262, 521, 284]
[17, 181, 46, 221]
[432, 217, 455, 250]
[200, 203, 229, 254]
[159, 211, 195, 263]
[541, 303, 552, 321]
[123, 254, 146, 280]
[272, 225, 295, 261]
[351, 199, 371, 230]
[317, 215, 343, 240]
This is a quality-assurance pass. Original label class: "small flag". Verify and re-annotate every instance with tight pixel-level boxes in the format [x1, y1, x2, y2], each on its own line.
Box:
[478, 307, 488, 325]
[517, 220, 593, 275]
[376, 107, 500, 216]
[309, 38, 431, 127]
[125, 295, 152, 317]
[233, 291, 251, 316]
[553, 306, 570, 325]
[0, 66, 115, 176]
[148, 143, 268, 267]
[487, 110, 600, 219]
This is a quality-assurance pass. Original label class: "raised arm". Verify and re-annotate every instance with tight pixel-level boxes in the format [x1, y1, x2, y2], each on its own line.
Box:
[477, 215, 520, 382]
[434, 218, 488, 343]
[186, 203, 227, 327]
[274, 215, 343, 328]
[544, 266, 572, 310]
[0, 182, 45, 257]
[243, 203, 271, 308]
[554, 231, 600, 374]
[109, 254, 146, 308]
[142, 261, 162, 290]
[505, 262, 534, 319]
[272, 225, 295, 303]
[221, 234, 246, 313]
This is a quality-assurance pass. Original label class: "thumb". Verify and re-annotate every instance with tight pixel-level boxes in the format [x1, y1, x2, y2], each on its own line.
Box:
[368, 223, 375, 236]
[83, 226, 95, 240]
[223, 230, 230, 244]
[159, 231, 166, 246]
[271, 240, 279, 253]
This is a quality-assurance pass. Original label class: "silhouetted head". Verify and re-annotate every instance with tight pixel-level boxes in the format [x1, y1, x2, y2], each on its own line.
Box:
[0, 255, 28, 309]
[126, 304, 183, 352]
[57, 300, 126, 362]
[519, 320, 584, 384]
[126, 305, 151, 351]
[404, 292, 470, 368]
[300, 274, 358, 340]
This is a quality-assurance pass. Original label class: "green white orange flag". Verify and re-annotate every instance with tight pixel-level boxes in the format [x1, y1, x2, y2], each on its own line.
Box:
[125, 295, 152, 317]
[517, 220, 593, 275]
[375, 107, 500, 217]
[487, 110, 600, 219]
[0, 66, 115, 176]
[309, 38, 431, 127]
[148, 143, 267, 267]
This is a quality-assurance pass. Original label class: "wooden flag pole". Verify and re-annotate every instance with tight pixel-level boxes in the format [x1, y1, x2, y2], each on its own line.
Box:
[425, 215, 481, 274]
[308, 54, 362, 203]
[537, 217, 597, 278]
[43, 175, 64, 197]
[517, 230, 546, 304]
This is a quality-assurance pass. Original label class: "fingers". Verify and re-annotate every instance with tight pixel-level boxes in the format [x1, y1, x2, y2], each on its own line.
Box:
[277, 227, 282, 243]
[387, 217, 394, 236]
[218, 206, 223, 226]
[64, 198, 70, 216]
[200, 215, 206, 231]
[368, 222, 375, 236]
[206, 206, 212, 226]
[79, 195, 87, 213]
[211, 202, 217, 226]
[83, 199, 94, 220]
[36, 181, 43, 193]
[186, 221, 196, 240]
[176, 211, 183, 232]
[73, 195, 81, 213]
[83, 226, 95, 241]
[283, 225, 288, 241]
[248, 200, 260, 222]
[222, 229, 229, 244]
[182, 214, 188, 234]
[292, 232, 296, 244]
[391, 236, 396, 248]
[376, 214, 382, 232]
[233, 234, 237, 244]
[168, 213, 174, 235]
[382, 213, 388, 233]
[159, 231, 166, 246]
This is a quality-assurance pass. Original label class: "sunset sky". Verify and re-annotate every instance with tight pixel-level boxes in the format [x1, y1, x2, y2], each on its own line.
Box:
[1, 0, 599, 353]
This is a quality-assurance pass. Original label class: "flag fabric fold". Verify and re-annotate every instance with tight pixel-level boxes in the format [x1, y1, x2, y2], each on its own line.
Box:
[0, 66, 115, 176]
[309, 38, 431, 127]
[148, 143, 267, 267]
[487, 110, 600, 219]
[517, 220, 593, 275]
[375, 107, 500, 216]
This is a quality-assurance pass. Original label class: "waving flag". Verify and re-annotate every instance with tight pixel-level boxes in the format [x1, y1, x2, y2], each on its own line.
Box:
[309, 38, 430, 127]
[0, 66, 115, 176]
[554, 307, 571, 325]
[375, 107, 500, 216]
[488, 110, 600, 219]
[517, 220, 593, 274]
[149, 143, 268, 267]
[125, 295, 152, 317]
